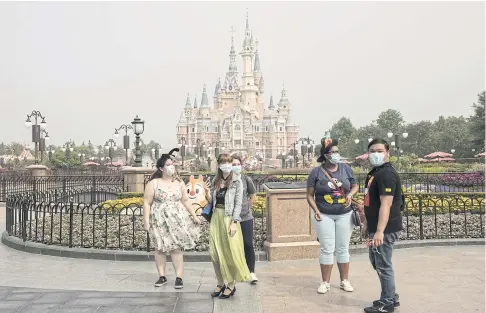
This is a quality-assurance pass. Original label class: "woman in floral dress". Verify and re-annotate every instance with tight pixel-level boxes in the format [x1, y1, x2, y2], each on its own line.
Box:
[143, 148, 201, 289]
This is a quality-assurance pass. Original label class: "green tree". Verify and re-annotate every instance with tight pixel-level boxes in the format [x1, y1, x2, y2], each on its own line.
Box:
[375, 109, 405, 134]
[468, 91, 485, 151]
[330, 117, 356, 143]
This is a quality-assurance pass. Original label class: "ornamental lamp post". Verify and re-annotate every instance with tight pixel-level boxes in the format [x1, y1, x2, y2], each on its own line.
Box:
[39, 130, 50, 163]
[131, 115, 145, 167]
[24, 110, 47, 164]
[114, 124, 133, 164]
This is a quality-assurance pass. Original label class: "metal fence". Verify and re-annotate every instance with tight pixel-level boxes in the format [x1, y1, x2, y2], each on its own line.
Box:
[5, 191, 484, 252]
[144, 171, 485, 194]
[0, 175, 124, 202]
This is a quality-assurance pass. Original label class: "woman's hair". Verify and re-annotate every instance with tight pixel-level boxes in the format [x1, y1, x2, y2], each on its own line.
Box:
[231, 154, 243, 165]
[317, 137, 339, 163]
[214, 153, 234, 189]
[150, 148, 181, 181]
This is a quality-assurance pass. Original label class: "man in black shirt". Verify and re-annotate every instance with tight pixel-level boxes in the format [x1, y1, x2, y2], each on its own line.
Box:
[363, 139, 402, 313]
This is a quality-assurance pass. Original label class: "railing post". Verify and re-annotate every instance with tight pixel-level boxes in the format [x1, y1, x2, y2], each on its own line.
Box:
[1, 177, 6, 202]
[418, 196, 424, 240]
[22, 199, 28, 242]
[91, 176, 96, 204]
[69, 197, 74, 248]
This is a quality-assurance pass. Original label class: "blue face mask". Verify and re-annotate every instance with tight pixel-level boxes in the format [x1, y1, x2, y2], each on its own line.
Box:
[369, 152, 386, 167]
[326, 153, 341, 164]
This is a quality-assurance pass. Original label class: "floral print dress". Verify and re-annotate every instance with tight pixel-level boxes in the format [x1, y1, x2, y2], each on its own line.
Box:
[150, 184, 200, 252]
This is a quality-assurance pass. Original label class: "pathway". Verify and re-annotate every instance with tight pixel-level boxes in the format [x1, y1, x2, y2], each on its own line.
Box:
[0, 204, 484, 312]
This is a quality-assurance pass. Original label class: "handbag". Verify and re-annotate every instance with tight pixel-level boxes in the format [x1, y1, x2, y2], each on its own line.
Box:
[320, 168, 361, 228]
[201, 202, 213, 223]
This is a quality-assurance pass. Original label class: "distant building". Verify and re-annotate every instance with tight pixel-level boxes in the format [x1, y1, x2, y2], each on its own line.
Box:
[176, 14, 299, 162]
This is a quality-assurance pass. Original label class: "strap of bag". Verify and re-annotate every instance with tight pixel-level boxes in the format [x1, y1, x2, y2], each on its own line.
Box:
[320, 167, 346, 197]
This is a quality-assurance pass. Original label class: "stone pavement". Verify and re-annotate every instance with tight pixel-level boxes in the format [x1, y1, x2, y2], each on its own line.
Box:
[0, 204, 484, 313]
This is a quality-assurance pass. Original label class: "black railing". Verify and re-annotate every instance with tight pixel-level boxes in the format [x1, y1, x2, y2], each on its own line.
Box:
[144, 172, 485, 194]
[0, 175, 124, 202]
[5, 189, 266, 252]
[5, 191, 483, 252]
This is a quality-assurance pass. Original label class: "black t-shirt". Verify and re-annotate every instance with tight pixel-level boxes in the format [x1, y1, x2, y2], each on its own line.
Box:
[215, 188, 227, 206]
[364, 163, 402, 233]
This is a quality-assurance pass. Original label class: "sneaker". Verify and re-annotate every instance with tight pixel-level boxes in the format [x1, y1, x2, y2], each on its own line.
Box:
[373, 294, 400, 307]
[340, 279, 354, 292]
[175, 277, 184, 289]
[154, 276, 167, 287]
[250, 273, 259, 284]
[317, 282, 331, 294]
[364, 300, 395, 313]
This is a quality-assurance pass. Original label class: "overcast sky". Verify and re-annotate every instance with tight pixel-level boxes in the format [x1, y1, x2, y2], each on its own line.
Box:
[0, 1, 484, 149]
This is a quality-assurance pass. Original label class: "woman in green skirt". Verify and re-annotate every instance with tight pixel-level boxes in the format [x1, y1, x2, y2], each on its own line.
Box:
[203, 153, 251, 299]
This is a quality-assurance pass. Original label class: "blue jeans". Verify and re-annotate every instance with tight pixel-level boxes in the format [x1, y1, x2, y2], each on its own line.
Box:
[368, 231, 399, 305]
[313, 211, 353, 264]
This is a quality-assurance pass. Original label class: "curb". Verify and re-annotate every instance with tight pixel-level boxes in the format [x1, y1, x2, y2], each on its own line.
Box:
[1, 231, 268, 262]
[2, 231, 483, 262]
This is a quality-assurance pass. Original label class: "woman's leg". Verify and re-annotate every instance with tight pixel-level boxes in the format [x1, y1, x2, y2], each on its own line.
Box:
[335, 212, 353, 284]
[169, 249, 184, 278]
[155, 250, 167, 277]
[313, 213, 336, 283]
[240, 219, 255, 273]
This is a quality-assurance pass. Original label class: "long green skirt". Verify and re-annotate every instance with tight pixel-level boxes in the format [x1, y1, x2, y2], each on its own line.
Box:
[209, 206, 251, 284]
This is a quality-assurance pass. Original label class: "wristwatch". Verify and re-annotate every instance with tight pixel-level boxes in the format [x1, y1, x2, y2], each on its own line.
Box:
[232, 220, 238, 224]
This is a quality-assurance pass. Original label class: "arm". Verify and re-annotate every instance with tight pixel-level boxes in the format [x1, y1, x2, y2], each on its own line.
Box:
[180, 181, 198, 218]
[143, 180, 155, 230]
[346, 165, 359, 197]
[306, 168, 320, 215]
[246, 176, 257, 207]
[231, 180, 243, 222]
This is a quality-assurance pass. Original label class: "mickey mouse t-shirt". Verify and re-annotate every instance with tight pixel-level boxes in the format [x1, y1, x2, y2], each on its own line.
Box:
[307, 164, 356, 215]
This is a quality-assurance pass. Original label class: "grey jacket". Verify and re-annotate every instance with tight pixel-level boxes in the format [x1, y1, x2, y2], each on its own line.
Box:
[210, 175, 243, 222]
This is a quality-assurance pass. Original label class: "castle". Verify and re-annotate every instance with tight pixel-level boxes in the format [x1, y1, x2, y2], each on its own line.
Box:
[176, 14, 299, 164]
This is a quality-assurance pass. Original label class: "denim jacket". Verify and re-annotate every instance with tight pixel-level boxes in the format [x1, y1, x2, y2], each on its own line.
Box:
[210, 175, 243, 222]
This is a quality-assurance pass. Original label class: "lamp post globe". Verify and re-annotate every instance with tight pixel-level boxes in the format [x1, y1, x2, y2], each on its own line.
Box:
[354, 139, 359, 144]
[451, 149, 455, 154]
[387, 132, 393, 138]
[403, 132, 409, 138]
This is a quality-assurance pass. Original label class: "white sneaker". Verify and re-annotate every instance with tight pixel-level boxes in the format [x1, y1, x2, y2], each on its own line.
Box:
[250, 273, 259, 284]
[317, 282, 331, 294]
[340, 279, 354, 292]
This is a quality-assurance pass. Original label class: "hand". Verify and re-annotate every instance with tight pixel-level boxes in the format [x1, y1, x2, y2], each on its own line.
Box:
[372, 231, 384, 247]
[345, 194, 353, 208]
[203, 177, 211, 191]
[144, 220, 150, 232]
[228, 222, 237, 237]
[192, 214, 201, 225]
[314, 210, 322, 222]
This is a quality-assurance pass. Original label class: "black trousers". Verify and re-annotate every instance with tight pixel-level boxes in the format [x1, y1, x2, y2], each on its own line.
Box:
[240, 219, 255, 273]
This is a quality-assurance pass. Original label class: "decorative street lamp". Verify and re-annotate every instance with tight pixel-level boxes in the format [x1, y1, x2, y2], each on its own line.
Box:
[61, 140, 74, 161]
[39, 130, 50, 163]
[297, 137, 314, 168]
[114, 124, 133, 164]
[451, 149, 455, 154]
[78, 153, 86, 163]
[355, 138, 370, 153]
[131, 115, 145, 167]
[24, 110, 47, 164]
[105, 139, 117, 165]
[151, 143, 162, 160]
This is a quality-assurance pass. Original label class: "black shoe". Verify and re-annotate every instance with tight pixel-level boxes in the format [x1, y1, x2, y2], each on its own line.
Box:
[373, 294, 400, 307]
[174, 277, 183, 289]
[154, 276, 167, 287]
[211, 285, 226, 298]
[364, 300, 395, 313]
[219, 286, 236, 299]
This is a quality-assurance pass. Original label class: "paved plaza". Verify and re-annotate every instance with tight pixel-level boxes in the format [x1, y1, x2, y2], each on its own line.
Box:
[0, 206, 484, 313]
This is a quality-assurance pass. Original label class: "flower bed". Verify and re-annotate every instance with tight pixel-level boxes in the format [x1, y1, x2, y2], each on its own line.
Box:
[428, 172, 485, 187]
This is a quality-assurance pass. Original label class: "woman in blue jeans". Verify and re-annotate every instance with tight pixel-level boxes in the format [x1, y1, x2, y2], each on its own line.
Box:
[306, 136, 358, 294]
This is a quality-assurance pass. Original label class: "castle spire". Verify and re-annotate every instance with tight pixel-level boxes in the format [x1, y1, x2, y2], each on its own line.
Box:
[200, 85, 209, 107]
[268, 95, 275, 110]
[228, 26, 237, 72]
[214, 78, 221, 96]
[223, 26, 239, 92]
[193, 95, 198, 109]
[254, 39, 260, 71]
[185, 93, 191, 108]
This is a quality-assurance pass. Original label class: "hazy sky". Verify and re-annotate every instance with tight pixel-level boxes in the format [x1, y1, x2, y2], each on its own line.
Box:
[0, 1, 484, 149]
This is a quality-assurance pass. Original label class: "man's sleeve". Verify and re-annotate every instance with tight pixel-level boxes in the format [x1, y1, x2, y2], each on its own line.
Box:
[246, 176, 256, 195]
[378, 172, 398, 196]
[307, 168, 317, 188]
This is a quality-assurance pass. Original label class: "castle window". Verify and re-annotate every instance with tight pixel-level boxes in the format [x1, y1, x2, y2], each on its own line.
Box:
[265, 126, 268, 132]
[235, 125, 241, 131]
[279, 139, 283, 146]
[280, 127, 283, 132]
[192, 128, 195, 133]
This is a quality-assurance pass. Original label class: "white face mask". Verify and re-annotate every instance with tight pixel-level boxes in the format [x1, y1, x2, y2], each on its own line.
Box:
[369, 152, 386, 167]
[326, 153, 341, 165]
[165, 165, 176, 176]
[219, 163, 232, 174]
[232, 165, 242, 175]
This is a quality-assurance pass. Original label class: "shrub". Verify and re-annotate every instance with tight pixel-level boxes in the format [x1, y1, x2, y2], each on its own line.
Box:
[100, 197, 143, 210]
[118, 192, 144, 199]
